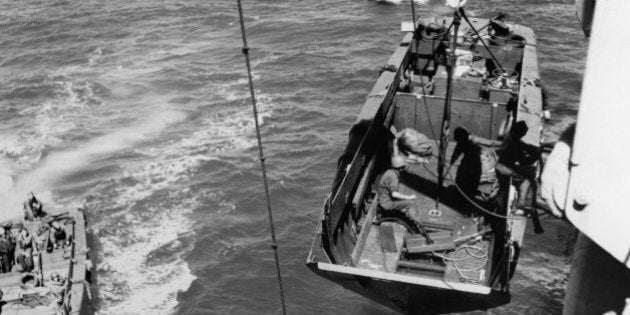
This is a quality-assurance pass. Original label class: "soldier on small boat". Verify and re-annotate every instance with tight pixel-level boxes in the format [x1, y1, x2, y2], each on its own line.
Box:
[495, 121, 540, 209]
[23, 192, 45, 221]
[16, 227, 36, 273]
[451, 127, 498, 201]
[0, 227, 15, 273]
[452, 121, 540, 209]
[377, 155, 432, 242]
[49, 221, 69, 249]
[47, 271, 67, 305]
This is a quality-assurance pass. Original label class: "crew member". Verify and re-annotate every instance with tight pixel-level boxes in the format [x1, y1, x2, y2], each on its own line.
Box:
[498, 92, 518, 139]
[16, 228, 36, 273]
[451, 127, 501, 200]
[47, 272, 66, 305]
[0, 229, 14, 273]
[495, 121, 539, 208]
[23, 193, 44, 221]
[378, 155, 431, 241]
[1, 224, 15, 273]
[49, 221, 68, 249]
[451, 127, 484, 199]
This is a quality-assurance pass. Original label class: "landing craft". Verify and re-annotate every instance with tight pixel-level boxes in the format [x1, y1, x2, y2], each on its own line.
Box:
[307, 1, 546, 312]
[0, 204, 93, 315]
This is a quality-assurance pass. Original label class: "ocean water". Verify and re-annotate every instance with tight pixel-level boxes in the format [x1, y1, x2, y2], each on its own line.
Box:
[0, 0, 586, 314]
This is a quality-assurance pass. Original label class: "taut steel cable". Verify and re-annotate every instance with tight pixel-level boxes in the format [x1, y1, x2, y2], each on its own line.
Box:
[235, 1, 288, 314]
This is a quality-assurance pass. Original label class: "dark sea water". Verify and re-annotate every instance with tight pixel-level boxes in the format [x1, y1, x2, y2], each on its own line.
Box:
[0, 0, 586, 314]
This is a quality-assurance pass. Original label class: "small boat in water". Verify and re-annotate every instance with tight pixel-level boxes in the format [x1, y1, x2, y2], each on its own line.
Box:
[0, 203, 93, 314]
[307, 6, 545, 314]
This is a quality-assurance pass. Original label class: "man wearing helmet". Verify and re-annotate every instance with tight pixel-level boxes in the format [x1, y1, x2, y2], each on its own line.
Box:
[377, 155, 429, 238]
[49, 221, 69, 249]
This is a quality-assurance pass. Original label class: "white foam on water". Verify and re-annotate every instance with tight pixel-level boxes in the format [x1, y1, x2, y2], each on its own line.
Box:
[0, 79, 102, 219]
[90, 158, 204, 314]
[94, 93, 276, 314]
[0, 108, 186, 219]
[97, 206, 196, 315]
[20, 109, 185, 187]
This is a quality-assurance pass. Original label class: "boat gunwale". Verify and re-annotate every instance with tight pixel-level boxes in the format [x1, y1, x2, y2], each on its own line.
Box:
[313, 262, 491, 295]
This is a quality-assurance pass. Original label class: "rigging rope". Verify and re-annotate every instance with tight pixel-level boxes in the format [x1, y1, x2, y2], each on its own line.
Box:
[235, 1, 287, 314]
[420, 161, 525, 220]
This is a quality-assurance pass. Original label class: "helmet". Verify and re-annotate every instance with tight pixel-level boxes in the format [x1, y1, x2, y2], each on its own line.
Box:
[391, 155, 407, 169]
[50, 272, 60, 281]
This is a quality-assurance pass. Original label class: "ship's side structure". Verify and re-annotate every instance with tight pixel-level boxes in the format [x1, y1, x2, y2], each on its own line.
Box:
[0, 208, 93, 315]
[307, 14, 544, 314]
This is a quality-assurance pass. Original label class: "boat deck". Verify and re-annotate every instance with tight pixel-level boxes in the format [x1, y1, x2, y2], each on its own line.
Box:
[356, 222, 407, 272]
[0, 209, 91, 315]
[356, 141, 495, 287]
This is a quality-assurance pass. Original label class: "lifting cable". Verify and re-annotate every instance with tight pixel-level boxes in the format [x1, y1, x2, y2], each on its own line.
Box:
[235, 1, 287, 314]
[409, 0, 416, 28]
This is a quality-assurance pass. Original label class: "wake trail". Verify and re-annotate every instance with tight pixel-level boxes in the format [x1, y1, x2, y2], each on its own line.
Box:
[0, 109, 186, 219]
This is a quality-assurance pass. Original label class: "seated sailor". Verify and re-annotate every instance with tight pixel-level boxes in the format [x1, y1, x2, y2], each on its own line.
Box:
[23, 192, 44, 221]
[49, 221, 69, 249]
[47, 271, 67, 305]
[377, 155, 432, 242]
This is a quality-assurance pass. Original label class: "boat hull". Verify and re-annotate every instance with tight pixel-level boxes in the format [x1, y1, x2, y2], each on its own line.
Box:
[307, 262, 510, 314]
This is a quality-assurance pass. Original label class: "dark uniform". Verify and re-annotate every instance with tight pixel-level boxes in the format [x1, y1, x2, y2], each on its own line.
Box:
[495, 121, 539, 208]
[451, 137, 483, 199]
[0, 232, 15, 273]
[17, 231, 35, 272]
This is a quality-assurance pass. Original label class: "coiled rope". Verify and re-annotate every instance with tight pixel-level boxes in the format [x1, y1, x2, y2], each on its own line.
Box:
[235, 1, 287, 314]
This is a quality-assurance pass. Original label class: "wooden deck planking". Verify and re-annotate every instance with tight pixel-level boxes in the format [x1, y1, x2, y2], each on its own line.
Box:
[357, 222, 407, 272]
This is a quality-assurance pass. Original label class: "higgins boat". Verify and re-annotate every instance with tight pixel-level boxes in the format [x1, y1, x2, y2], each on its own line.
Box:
[0, 208, 93, 314]
[307, 5, 545, 314]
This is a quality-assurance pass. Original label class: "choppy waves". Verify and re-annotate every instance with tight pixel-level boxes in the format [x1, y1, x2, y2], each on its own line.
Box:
[0, 0, 586, 314]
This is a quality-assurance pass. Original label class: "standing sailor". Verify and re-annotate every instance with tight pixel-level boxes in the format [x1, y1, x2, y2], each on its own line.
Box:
[16, 228, 36, 272]
[495, 121, 539, 208]
[0, 228, 14, 273]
